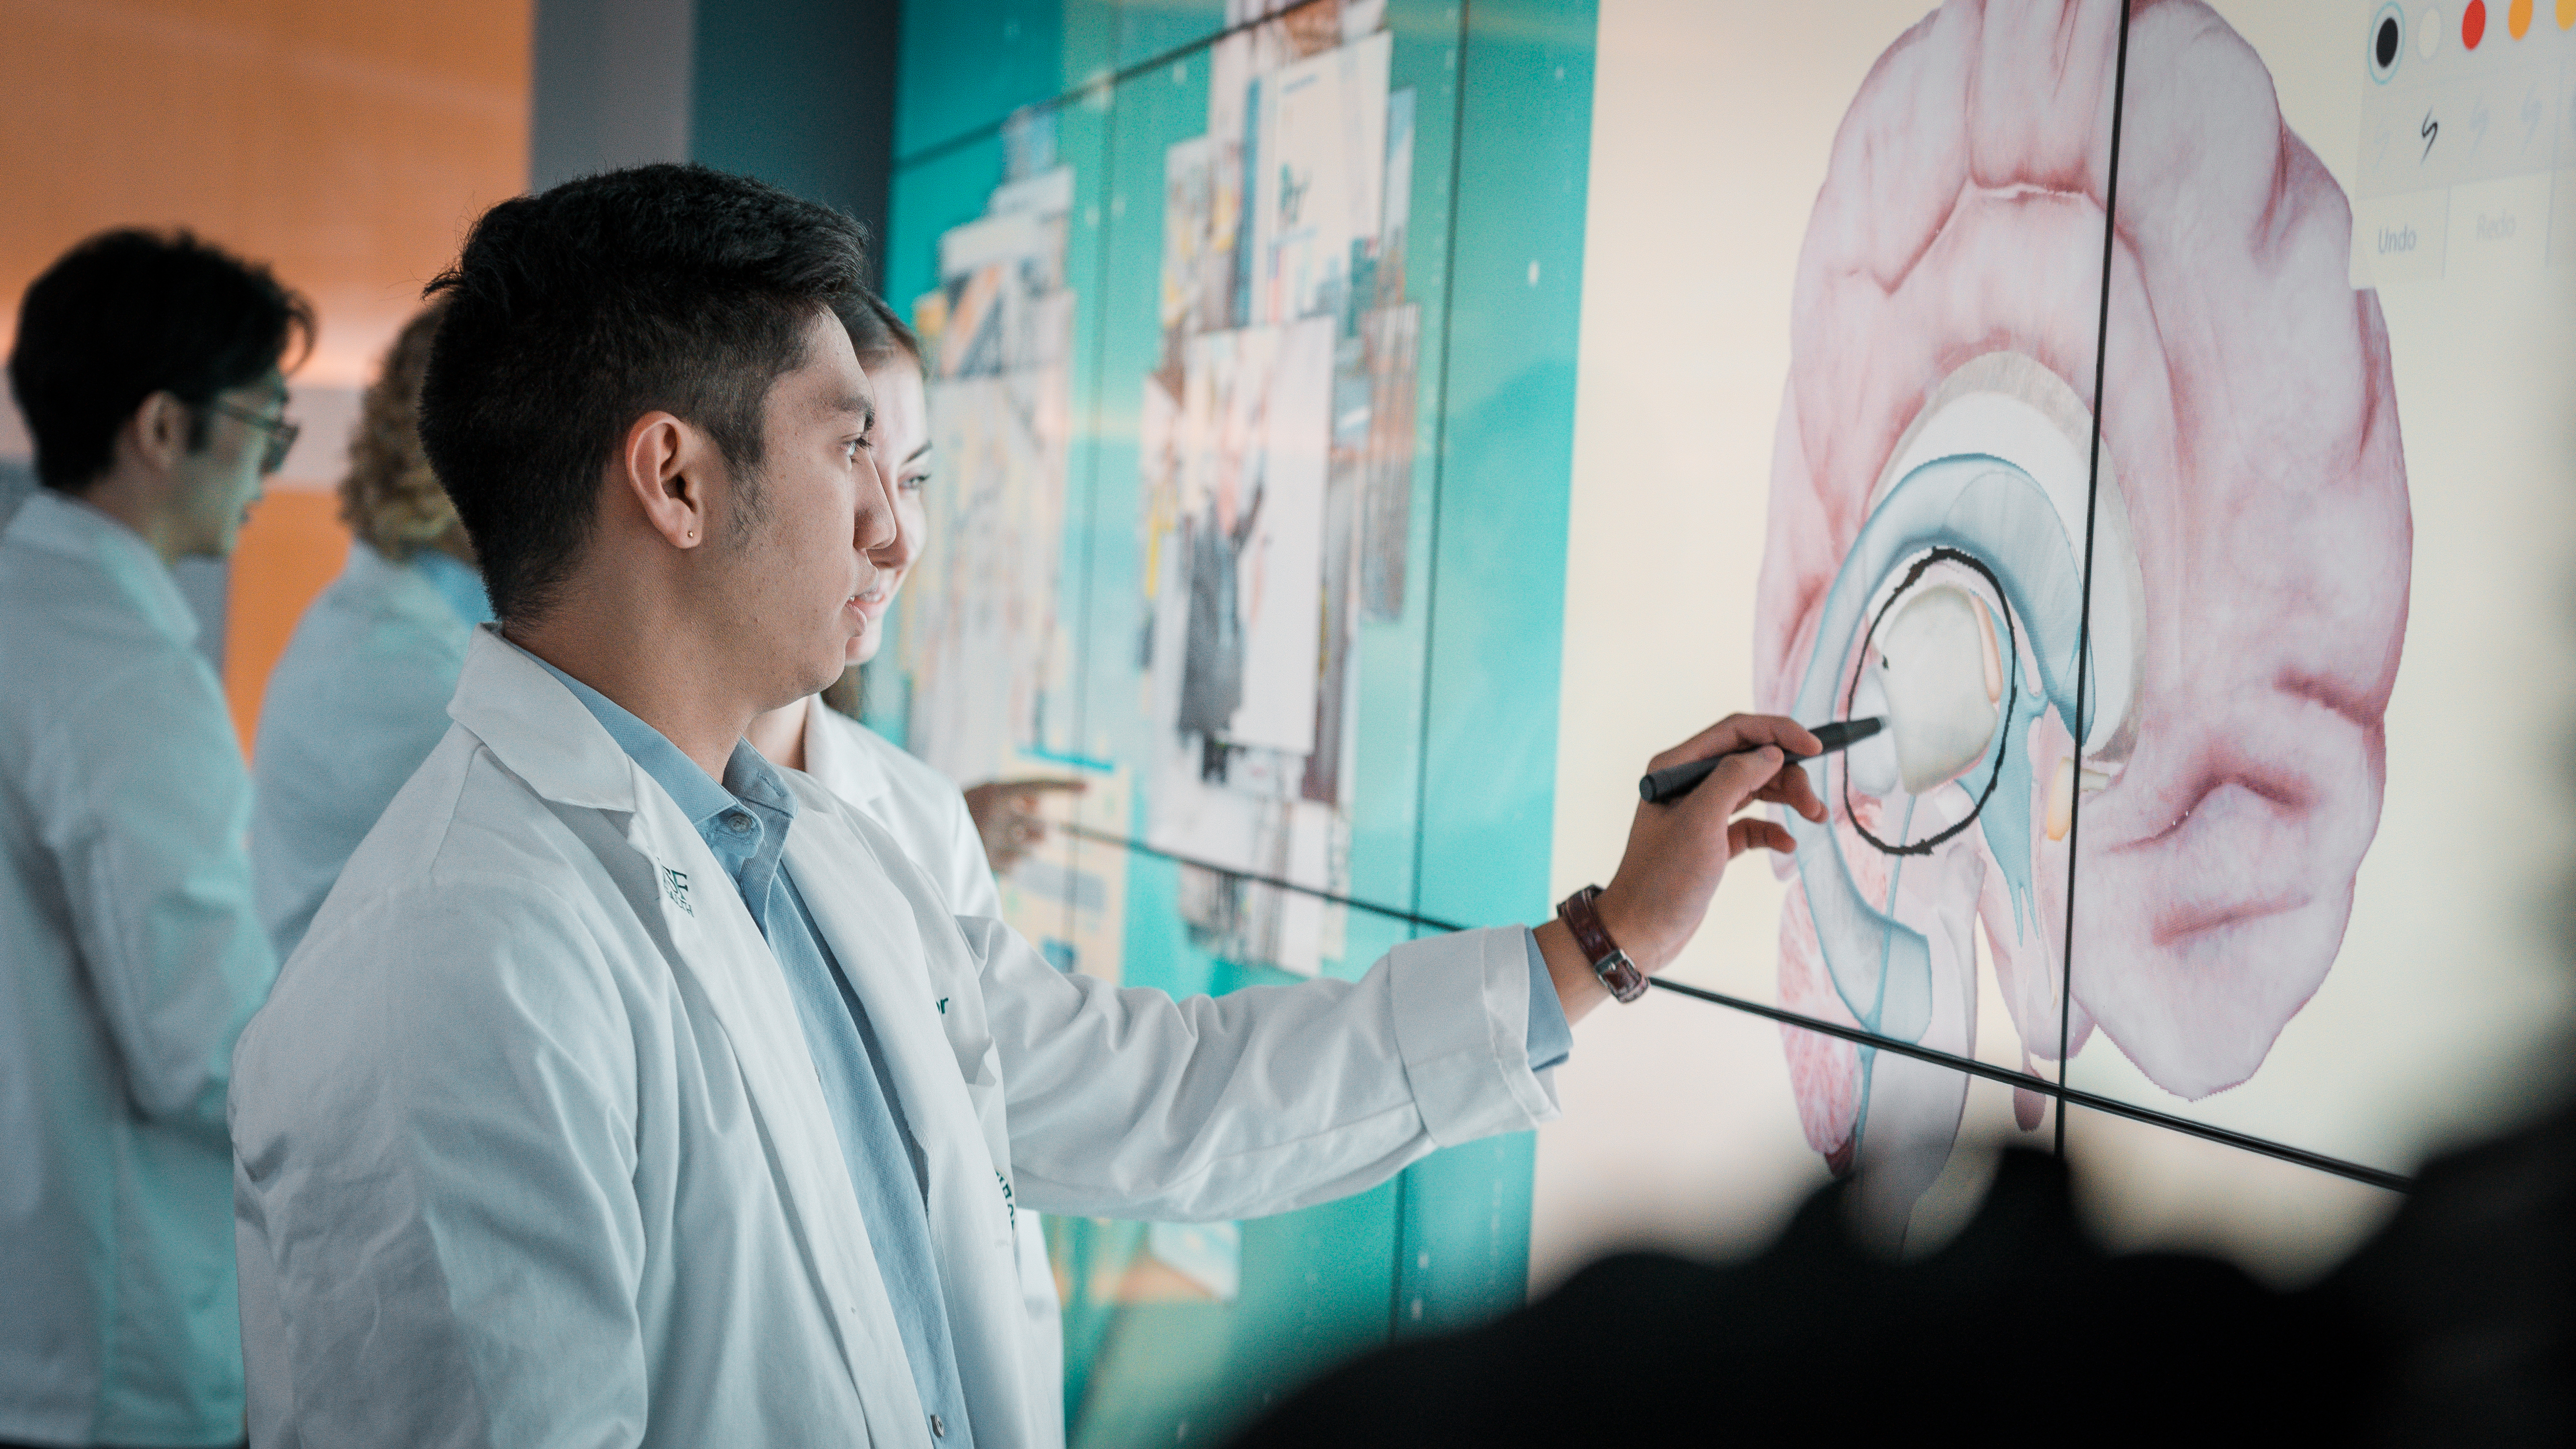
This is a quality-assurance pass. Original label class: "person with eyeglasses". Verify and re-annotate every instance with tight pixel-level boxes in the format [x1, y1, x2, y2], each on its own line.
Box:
[0, 227, 310, 1449]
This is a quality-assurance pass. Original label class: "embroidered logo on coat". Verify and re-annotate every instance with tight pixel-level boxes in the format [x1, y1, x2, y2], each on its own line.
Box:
[661, 865, 693, 915]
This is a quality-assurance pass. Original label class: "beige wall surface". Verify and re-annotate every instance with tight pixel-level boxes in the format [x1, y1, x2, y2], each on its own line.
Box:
[1541, 0, 2576, 1290]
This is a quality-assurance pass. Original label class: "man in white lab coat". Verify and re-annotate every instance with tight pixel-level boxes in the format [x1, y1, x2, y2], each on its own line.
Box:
[227, 165, 1823, 1449]
[0, 230, 311, 1448]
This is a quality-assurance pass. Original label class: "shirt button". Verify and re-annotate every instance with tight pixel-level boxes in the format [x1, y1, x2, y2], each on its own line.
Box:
[929, 1414, 946, 1438]
[724, 812, 752, 832]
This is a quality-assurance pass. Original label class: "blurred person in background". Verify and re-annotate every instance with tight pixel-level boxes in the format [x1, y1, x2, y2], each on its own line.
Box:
[0, 228, 309, 1449]
[251, 305, 493, 960]
[741, 289, 1078, 1446]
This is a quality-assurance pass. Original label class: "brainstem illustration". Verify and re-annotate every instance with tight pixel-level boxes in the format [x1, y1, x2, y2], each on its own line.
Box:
[1751, 0, 2411, 1212]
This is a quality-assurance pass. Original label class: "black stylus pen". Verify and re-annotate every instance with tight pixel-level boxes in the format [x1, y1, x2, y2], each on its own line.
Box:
[1636, 717, 1885, 804]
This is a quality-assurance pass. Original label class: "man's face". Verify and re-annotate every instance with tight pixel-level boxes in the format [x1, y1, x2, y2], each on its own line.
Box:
[710, 310, 895, 710]
[173, 373, 286, 558]
[848, 357, 929, 666]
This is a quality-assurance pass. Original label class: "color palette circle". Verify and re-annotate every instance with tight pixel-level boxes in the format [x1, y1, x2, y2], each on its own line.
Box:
[2464, 0, 2487, 46]
[2560, 0, 2574, 28]
[2372, 2, 2407, 79]
[2510, 0, 2532, 37]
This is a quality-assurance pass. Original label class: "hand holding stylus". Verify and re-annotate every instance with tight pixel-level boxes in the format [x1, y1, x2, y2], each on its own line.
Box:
[1537, 714, 1825, 1022]
[1637, 717, 1885, 803]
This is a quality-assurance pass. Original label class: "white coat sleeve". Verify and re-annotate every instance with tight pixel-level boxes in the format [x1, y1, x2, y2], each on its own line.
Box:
[230, 878, 649, 1448]
[33, 646, 273, 1138]
[975, 919, 1558, 1223]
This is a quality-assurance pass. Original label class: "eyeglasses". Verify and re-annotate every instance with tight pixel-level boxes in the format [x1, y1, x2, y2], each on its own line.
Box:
[201, 397, 301, 475]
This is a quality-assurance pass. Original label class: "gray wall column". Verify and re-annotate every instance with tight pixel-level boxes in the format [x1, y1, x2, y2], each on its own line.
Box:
[531, 0, 698, 189]
[531, 0, 897, 282]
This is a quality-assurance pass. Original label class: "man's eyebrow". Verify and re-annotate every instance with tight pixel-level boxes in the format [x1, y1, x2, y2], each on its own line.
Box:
[830, 392, 875, 428]
[903, 439, 932, 467]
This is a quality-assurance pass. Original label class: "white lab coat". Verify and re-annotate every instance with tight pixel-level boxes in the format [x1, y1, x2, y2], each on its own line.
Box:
[231, 630, 1556, 1449]
[796, 698, 1069, 1448]
[0, 490, 276, 1447]
[252, 540, 479, 960]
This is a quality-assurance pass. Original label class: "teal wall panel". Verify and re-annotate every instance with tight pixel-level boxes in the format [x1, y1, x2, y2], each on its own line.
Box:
[1411, 0, 1592, 935]
[1061, 1181, 1403, 1446]
[692, 0, 897, 231]
[887, 0, 1600, 1436]
[1107, 0, 1228, 69]
[1396, 0, 1596, 1343]
[896, 0, 1123, 160]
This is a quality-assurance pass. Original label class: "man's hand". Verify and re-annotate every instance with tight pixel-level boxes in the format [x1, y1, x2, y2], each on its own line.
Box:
[1536, 714, 1825, 1023]
[962, 777, 1088, 876]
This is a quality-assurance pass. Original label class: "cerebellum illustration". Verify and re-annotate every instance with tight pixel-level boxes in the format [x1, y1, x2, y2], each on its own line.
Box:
[1752, 0, 2412, 1218]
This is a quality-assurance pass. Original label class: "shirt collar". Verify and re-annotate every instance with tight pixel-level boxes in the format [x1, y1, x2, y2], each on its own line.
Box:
[528, 655, 797, 834]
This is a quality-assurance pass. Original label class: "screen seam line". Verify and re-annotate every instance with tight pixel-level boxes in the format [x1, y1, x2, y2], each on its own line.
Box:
[895, 0, 1347, 171]
[1059, 822, 2414, 1195]
[2057, 0, 2136, 1162]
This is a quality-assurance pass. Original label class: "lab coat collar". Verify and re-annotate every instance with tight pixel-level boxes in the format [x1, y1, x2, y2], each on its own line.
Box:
[444, 626, 642, 813]
[527, 651, 748, 829]
[797, 693, 893, 805]
[2, 488, 199, 647]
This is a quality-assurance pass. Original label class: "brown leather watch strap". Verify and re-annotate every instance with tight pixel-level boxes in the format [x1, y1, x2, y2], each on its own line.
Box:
[1557, 884, 1647, 1004]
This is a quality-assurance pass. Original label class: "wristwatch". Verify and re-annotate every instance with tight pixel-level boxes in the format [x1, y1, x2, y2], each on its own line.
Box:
[1557, 885, 1647, 1004]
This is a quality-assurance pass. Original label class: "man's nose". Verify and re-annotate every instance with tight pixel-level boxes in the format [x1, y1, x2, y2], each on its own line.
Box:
[856, 460, 898, 552]
[870, 496, 918, 569]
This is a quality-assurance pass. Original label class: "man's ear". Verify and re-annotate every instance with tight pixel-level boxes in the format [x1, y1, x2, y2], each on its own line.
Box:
[122, 391, 192, 476]
[619, 411, 715, 550]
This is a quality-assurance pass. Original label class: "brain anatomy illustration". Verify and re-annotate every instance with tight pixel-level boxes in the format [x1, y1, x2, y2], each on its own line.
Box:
[1751, 0, 2411, 1218]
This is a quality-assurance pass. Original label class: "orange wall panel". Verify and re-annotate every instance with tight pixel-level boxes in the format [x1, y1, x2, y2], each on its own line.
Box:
[0, 0, 527, 738]
[0, 0, 533, 387]
[221, 489, 349, 756]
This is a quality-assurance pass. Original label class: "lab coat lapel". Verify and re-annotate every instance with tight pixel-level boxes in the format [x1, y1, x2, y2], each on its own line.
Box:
[445, 632, 938, 1447]
[796, 693, 893, 809]
[623, 795, 936, 1432]
[781, 784, 1042, 1449]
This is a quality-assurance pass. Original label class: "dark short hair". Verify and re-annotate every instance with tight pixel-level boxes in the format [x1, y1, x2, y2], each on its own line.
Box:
[418, 163, 872, 623]
[7, 229, 312, 493]
[835, 288, 921, 372]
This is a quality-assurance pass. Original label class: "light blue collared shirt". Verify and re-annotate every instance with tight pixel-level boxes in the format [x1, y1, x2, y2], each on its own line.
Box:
[1523, 933, 1572, 1073]
[535, 660, 975, 1447]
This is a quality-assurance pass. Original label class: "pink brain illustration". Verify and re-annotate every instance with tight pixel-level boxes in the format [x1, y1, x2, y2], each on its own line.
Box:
[1751, 0, 2410, 1218]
